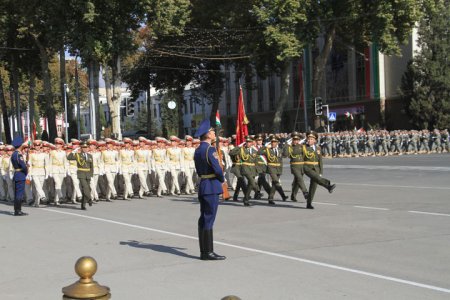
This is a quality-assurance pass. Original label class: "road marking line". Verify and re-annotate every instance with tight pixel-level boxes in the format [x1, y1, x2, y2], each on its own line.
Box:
[42, 208, 450, 294]
[354, 206, 390, 211]
[335, 182, 450, 190]
[327, 165, 450, 172]
[408, 211, 450, 217]
[314, 202, 338, 206]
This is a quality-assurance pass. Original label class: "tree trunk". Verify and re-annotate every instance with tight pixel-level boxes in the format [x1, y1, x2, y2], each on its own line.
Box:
[312, 26, 336, 129]
[272, 61, 291, 133]
[29, 73, 36, 137]
[0, 72, 12, 144]
[93, 60, 101, 138]
[34, 36, 57, 142]
[110, 56, 122, 139]
[59, 47, 66, 111]
[176, 86, 184, 137]
[146, 87, 152, 138]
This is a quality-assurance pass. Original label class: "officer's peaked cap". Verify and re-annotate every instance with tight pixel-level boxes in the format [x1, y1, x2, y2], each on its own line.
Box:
[194, 119, 214, 138]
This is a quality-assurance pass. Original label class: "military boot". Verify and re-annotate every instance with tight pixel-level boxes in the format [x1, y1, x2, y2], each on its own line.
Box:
[276, 185, 288, 201]
[200, 230, 226, 260]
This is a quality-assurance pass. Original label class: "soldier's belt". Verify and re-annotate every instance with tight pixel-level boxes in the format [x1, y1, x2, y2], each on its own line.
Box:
[53, 163, 64, 166]
[33, 166, 44, 168]
[290, 162, 304, 165]
[78, 168, 91, 172]
[268, 163, 281, 167]
[242, 162, 255, 166]
[200, 174, 216, 179]
[304, 162, 319, 165]
[233, 163, 242, 166]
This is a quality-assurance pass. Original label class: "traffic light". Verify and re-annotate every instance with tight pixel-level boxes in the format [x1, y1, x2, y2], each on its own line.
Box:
[126, 99, 135, 117]
[314, 97, 323, 115]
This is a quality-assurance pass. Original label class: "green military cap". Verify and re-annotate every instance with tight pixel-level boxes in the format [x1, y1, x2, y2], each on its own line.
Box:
[254, 133, 263, 141]
[307, 131, 318, 140]
[245, 136, 254, 142]
[270, 135, 279, 142]
[291, 131, 301, 140]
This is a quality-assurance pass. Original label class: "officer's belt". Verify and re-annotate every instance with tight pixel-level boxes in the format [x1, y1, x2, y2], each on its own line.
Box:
[290, 162, 304, 165]
[200, 174, 216, 179]
[78, 168, 91, 172]
[15, 168, 23, 171]
[233, 162, 242, 166]
[242, 162, 255, 166]
[268, 163, 281, 166]
[304, 161, 319, 165]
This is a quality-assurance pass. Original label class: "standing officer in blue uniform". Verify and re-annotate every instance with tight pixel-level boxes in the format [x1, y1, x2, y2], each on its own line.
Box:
[10, 136, 28, 216]
[194, 119, 226, 261]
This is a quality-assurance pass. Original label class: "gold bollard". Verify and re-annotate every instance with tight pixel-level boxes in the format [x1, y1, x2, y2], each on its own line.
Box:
[62, 256, 111, 299]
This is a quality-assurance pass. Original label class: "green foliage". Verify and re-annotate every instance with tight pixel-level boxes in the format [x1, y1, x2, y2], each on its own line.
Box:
[401, 0, 450, 129]
[160, 91, 179, 137]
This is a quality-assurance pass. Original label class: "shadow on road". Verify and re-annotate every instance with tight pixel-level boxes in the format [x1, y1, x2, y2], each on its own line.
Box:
[119, 240, 198, 259]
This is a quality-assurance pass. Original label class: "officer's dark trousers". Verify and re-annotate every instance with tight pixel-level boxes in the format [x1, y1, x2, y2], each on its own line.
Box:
[14, 180, 25, 213]
[303, 166, 331, 205]
[257, 173, 271, 194]
[290, 167, 307, 199]
[79, 177, 92, 208]
[268, 172, 286, 200]
[243, 173, 258, 200]
[198, 194, 219, 230]
[233, 176, 247, 199]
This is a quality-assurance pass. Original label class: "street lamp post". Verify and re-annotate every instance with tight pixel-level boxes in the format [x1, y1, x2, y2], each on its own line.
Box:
[64, 84, 69, 143]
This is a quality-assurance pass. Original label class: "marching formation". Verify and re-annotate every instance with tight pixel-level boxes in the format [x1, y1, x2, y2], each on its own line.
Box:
[3, 127, 447, 215]
[317, 129, 449, 157]
[1, 129, 339, 215]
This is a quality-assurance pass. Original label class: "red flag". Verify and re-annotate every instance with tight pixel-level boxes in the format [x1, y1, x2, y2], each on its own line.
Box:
[235, 86, 249, 145]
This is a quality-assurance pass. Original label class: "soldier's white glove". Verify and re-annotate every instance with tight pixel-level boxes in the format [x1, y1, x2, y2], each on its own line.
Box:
[238, 142, 246, 147]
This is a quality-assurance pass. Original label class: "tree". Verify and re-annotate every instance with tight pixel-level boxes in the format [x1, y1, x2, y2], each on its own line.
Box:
[401, 0, 450, 129]
[304, 0, 421, 128]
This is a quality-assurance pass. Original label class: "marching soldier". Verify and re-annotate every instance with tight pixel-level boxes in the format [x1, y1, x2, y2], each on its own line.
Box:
[67, 141, 94, 210]
[102, 138, 119, 201]
[10, 136, 28, 216]
[67, 139, 83, 203]
[194, 119, 226, 260]
[1, 145, 15, 203]
[28, 140, 49, 207]
[135, 137, 152, 198]
[182, 135, 196, 195]
[154, 137, 169, 197]
[302, 131, 336, 209]
[119, 138, 135, 200]
[230, 136, 259, 206]
[254, 134, 271, 199]
[282, 132, 308, 202]
[263, 135, 288, 204]
[88, 139, 103, 202]
[166, 136, 184, 196]
[49, 138, 68, 205]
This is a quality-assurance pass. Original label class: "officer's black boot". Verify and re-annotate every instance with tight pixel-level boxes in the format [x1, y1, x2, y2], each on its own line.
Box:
[328, 184, 336, 193]
[290, 184, 298, 202]
[199, 227, 207, 259]
[276, 185, 288, 201]
[200, 230, 225, 260]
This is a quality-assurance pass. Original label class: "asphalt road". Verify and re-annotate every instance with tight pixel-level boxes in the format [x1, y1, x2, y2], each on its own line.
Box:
[1, 154, 449, 299]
